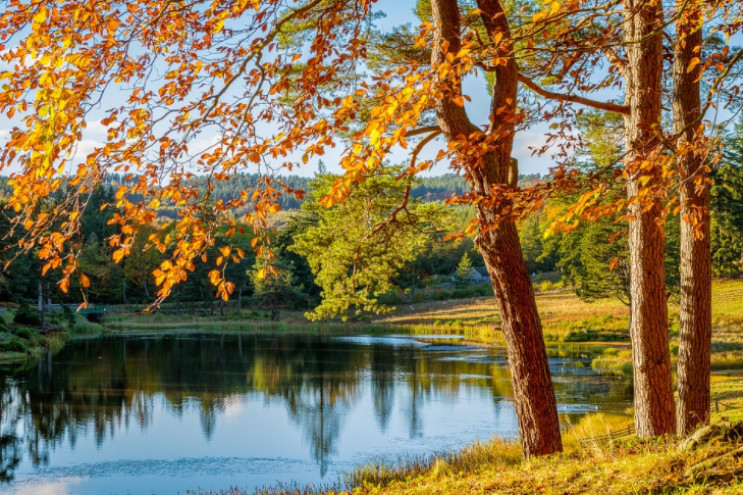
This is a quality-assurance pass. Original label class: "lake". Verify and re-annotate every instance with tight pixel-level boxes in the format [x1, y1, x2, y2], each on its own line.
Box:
[0, 333, 632, 495]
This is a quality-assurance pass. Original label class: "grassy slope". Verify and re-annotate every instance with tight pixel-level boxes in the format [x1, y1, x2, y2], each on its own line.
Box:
[380, 280, 743, 374]
[339, 437, 743, 495]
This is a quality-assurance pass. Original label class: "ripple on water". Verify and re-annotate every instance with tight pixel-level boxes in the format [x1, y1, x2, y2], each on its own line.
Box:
[21, 456, 308, 479]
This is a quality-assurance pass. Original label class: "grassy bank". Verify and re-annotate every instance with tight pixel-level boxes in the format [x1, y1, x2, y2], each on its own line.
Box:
[0, 306, 99, 364]
[199, 417, 743, 495]
[102, 311, 397, 336]
[0, 307, 67, 364]
[4, 279, 743, 375]
[380, 279, 743, 375]
[196, 376, 743, 495]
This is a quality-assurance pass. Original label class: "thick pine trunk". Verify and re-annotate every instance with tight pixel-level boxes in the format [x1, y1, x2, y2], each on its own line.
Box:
[431, 0, 562, 457]
[623, 0, 676, 437]
[477, 212, 563, 456]
[673, 2, 711, 434]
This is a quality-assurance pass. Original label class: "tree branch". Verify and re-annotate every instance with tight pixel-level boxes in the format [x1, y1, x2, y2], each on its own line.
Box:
[518, 74, 629, 114]
[600, 46, 627, 77]
[410, 129, 443, 170]
[406, 125, 442, 137]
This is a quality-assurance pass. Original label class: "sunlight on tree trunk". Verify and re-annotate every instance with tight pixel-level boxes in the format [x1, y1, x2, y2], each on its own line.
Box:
[431, 0, 561, 457]
[622, 0, 675, 437]
[674, 0, 711, 435]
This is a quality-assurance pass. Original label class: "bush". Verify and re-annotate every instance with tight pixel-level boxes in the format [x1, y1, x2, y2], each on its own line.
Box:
[63, 305, 76, 329]
[10, 326, 36, 340]
[0, 334, 29, 353]
[13, 304, 41, 326]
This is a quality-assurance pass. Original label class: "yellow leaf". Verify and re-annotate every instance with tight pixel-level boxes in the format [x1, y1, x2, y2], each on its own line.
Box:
[687, 57, 700, 74]
[80, 273, 90, 288]
[369, 128, 381, 147]
[33, 8, 47, 24]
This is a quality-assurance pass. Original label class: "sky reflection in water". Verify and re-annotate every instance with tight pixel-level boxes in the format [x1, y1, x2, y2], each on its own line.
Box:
[0, 334, 632, 495]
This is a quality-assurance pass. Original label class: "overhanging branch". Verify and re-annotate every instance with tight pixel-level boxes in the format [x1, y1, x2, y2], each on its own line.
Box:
[518, 75, 629, 114]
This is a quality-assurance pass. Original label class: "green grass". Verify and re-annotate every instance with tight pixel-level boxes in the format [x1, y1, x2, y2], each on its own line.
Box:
[0, 326, 67, 364]
[102, 310, 399, 337]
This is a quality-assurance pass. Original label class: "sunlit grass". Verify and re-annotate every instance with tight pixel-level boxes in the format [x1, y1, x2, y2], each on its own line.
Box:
[379, 287, 631, 343]
[191, 413, 743, 495]
[379, 280, 743, 378]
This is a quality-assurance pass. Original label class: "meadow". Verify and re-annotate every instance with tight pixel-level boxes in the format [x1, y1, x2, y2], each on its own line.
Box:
[380, 279, 743, 378]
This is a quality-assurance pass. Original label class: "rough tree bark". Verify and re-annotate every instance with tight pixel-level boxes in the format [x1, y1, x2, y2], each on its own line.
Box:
[622, 0, 676, 437]
[674, 0, 711, 435]
[431, 0, 562, 457]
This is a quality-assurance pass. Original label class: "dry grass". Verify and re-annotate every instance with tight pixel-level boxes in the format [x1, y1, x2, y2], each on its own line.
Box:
[378, 288, 631, 343]
[381, 280, 743, 375]
[197, 411, 743, 495]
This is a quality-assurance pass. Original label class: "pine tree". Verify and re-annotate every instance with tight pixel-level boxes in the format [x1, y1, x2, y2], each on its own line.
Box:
[454, 252, 476, 288]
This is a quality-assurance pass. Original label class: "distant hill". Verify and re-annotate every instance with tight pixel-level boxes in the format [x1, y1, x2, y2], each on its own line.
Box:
[0, 172, 542, 211]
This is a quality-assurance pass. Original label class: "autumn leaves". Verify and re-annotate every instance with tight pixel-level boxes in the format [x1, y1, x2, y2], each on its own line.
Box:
[0, 0, 741, 457]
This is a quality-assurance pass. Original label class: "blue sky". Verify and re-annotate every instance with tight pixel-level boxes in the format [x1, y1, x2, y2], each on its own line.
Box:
[0, 0, 556, 179]
[350, 0, 557, 177]
[2, 1, 737, 180]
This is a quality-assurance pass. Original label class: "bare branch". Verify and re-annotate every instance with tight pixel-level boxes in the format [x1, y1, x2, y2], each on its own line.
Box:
[410, 129, 443, 170]
[518, 74, 629, 114]
[406, 125, 442, 137]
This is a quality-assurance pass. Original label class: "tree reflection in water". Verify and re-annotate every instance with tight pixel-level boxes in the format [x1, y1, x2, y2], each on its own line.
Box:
[0, 334, 632, 485]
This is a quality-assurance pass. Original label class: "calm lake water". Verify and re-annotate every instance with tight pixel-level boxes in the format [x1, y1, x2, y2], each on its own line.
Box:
[0, 333, 632, 495]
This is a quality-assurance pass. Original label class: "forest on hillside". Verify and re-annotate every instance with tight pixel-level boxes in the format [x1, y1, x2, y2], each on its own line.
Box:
[1, 124, 741, 314]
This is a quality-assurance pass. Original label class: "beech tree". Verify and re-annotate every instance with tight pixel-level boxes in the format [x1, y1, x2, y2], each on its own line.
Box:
[1, 0, 742, 455]
[0, 0, 573, 457]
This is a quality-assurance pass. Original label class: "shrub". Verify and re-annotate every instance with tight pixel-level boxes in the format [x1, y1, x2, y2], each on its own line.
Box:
[13, 304, 41, 326]
[10, 326, 35, 340]
[63, 305, 76, 329]
[0, 334, 29, 353]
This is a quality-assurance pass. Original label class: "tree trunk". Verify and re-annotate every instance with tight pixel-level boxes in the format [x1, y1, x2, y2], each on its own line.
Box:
[38, 281, 45, 330]
[673, 0, 711, 434]
[623, 0, 675, 437]
[271, 294, 279, 321]
[431, 0, 562, 457]
[478, 216, 563, 456]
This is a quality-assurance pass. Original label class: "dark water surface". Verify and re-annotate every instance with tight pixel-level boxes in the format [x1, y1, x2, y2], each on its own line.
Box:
[0, 334, 631, 494]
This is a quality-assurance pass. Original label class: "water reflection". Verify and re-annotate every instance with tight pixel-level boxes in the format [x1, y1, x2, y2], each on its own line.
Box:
[0, 334, 632, 494]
